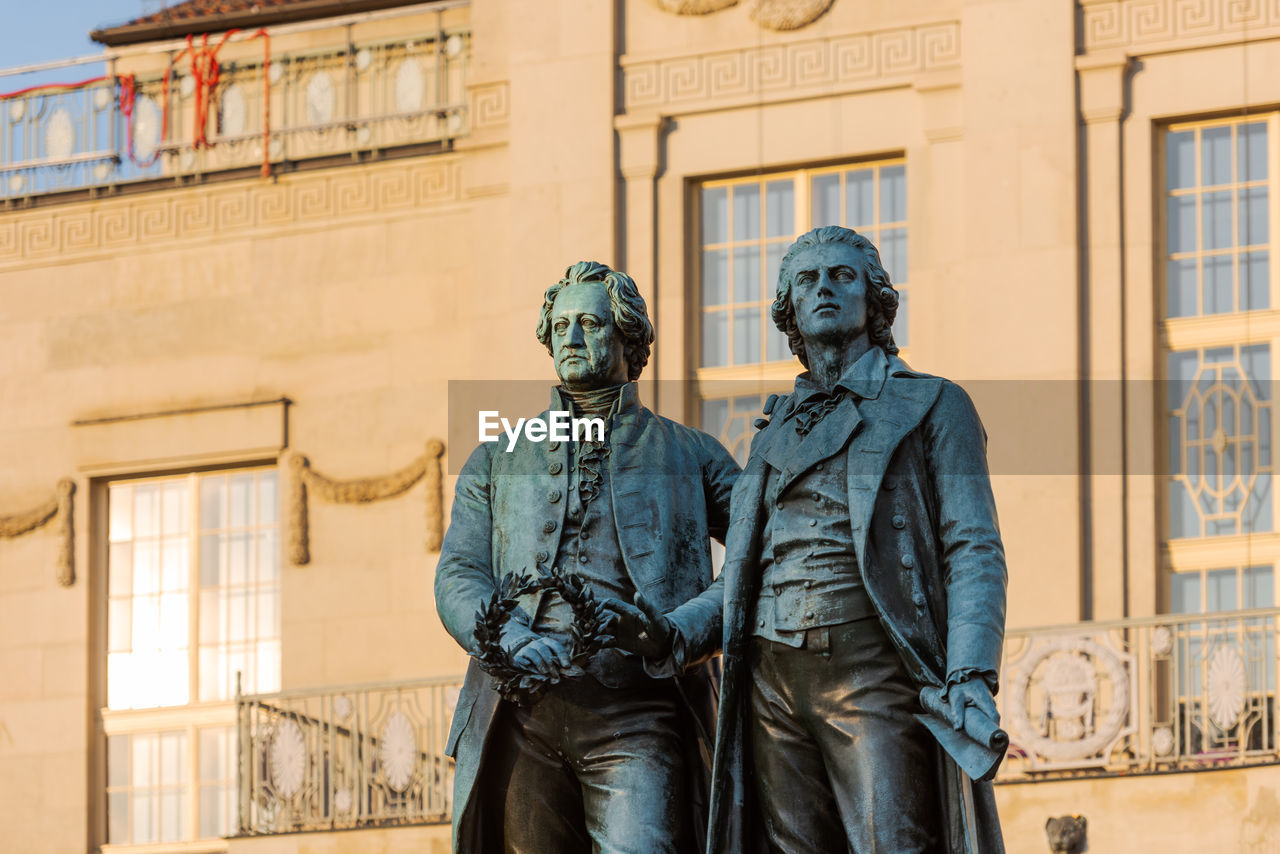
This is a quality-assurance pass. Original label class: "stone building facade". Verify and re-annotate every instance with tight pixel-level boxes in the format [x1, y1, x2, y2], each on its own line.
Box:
[1, 0, 1278, 851]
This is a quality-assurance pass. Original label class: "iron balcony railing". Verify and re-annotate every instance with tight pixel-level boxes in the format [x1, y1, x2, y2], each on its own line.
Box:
[0, 2, 469, 201]
[997, 606, 1280, 781]
[235, 675, 463, 834]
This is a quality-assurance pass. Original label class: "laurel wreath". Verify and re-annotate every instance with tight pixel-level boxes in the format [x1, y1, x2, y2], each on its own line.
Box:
[472, 566, 611, 706]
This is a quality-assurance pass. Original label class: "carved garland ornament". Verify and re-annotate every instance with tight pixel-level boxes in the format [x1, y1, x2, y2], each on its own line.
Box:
[0, 478, 75, 586]
[648, 0, 835, 30]
[287, 440, 445, 566]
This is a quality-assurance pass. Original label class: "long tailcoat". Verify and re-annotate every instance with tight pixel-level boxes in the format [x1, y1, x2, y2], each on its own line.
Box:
[435, 384, 740, 853]
[707, 350, 1007, 854]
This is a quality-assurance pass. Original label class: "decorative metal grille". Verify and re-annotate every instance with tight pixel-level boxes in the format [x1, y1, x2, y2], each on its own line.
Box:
[236, 676, 461, 834]
[997, 607, 1280, 781]
[1167, 343, 1273, 538]
[0, 15, 469, 201]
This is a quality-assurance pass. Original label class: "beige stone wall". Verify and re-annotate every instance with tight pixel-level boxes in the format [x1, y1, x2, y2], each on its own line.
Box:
[1, 0, 1278, 850]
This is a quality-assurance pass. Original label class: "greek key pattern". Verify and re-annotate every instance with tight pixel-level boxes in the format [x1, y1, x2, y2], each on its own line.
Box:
[470, 80, 511, 129]
[0, 157, 462, 269]
[1081, 0, 1280, 53]
[623, 21, 960, 112]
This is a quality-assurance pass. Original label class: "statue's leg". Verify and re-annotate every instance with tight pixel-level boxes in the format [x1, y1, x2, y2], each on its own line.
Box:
[812, 620, 943, 854]
[570, 679, 691, 854]
[481, 698, 592, 854]
[747, 636, 848, 854]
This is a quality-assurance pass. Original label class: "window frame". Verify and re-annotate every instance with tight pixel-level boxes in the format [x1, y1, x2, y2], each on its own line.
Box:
[98, 463, 281, 851]
[1159, 113, 1280, 611]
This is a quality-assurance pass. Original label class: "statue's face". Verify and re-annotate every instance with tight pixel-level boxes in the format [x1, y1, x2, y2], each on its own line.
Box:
[789, 241, 869, 349]
[549, 282, 629, 390]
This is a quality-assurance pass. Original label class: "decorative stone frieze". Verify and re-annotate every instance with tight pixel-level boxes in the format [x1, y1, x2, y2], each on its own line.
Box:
[1080, 0, 1280, 54]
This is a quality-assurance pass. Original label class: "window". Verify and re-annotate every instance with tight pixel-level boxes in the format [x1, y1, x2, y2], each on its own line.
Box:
[1163, 115, 1280, 613]
[696, 160, 908, 463]
[104, 468, 280, 846]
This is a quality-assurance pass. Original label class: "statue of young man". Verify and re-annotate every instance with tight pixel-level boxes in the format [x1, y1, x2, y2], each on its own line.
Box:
[708, 226, 1008, 853]
[436, 261, 740, 854]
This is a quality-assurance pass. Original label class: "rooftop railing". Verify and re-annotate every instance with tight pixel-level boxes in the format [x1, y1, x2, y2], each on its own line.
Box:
[997, 606, 1280, 781]
[0, 2, 469, 202]
[235, 675, 462, 834]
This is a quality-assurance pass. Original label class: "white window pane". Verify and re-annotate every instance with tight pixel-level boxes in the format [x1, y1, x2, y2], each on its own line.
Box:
[257, 588, 279, 638]
[733, 183, 760, 241]
[107, 654, 133, 709]
[201, 533, 223, 587]
[811, 173, 839, 226]
[109, 484, 133, 542]
[132, 792, 156, 844]
[200, 785, 230, 839]
[229, 474, 254, 528]
[157, 651, 190, 706]
[107, 791, 129, 843]
[702, 186, 728, 244]
[200, 476, 224, 531]
[200, 589, 224, 645]
[135, 485, 159, 539]
[108, 734, 130, 787]
[160, 731, 185, 786]
[159, 789, 184, 842]
[161, 481, 187, 536]
[159, 593, 189, 649]
[229, 590, 250, 642]
[1202, 125, 1232, 185]
[134, 541, 159, 595]
[257, 473, 279, 525]
[133, 734, 156, 787]
[257, 530, 280, 582]
[133, 597, 160, 650]
[256, 640, 281, 693]
[162, 537, 188, 592]
[109, 600, 132, 653]
[702, 248, 728, 306]
[109, 543, 132, 597]
[199, 647, 222, 704]
[733, 246, 760, 303]
[199, 727, 229, 781]
[1168, 130, 1196, 190]
[765, 179, 794, 238]
[229, 533, 252, 586]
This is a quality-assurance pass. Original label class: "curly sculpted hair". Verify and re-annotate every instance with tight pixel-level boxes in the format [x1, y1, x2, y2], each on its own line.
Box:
[535, 261, 655, 382]
[771, 225, 901, 368]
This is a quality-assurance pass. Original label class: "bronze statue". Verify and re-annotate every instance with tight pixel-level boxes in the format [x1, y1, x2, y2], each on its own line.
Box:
[707, 226, 1008, 853]
[435, 261, 740, 853]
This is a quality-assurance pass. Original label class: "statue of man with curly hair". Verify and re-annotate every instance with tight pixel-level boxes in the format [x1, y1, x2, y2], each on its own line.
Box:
[436, 261, 740, 853]
[708, 226, 1009, 853]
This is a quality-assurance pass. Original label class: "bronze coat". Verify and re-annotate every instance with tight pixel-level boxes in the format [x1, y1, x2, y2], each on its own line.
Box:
[435, 385, 740, 853]
[707, 351, 1008, 854]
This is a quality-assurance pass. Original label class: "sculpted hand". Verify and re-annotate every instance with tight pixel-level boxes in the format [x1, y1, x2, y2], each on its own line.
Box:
[503, 629, 571, 677]
[945, 678, 999, 732]
[601, 592, 673, 660]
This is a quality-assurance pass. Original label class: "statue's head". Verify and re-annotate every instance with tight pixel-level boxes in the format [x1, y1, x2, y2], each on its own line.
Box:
[771, 226, 900, 368]
[536, 261, 655, 390]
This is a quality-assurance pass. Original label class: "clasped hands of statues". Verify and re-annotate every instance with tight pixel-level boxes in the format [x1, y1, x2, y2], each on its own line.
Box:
[498, 592, 673, 677]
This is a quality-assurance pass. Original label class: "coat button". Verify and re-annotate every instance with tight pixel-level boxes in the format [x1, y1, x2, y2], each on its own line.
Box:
[816, 463, 824, 471]
[803, 580, 812, 589]
[580, 530, 590, 540]
[805, 611, 815, 620]
[758, 618, 766, 628]
[535, 551, 549, 563]
[569, 506, 581, 517]
[808, 518, 817, 527]
[549, 462, 563, 475]
[892, 515, 906, 529]
[900, 554, 915, 569]
[578, 554, 588, 564]
[883, 477, 897, 490]
[548, 489, 562, 503]
[543, 520, 557, 533]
